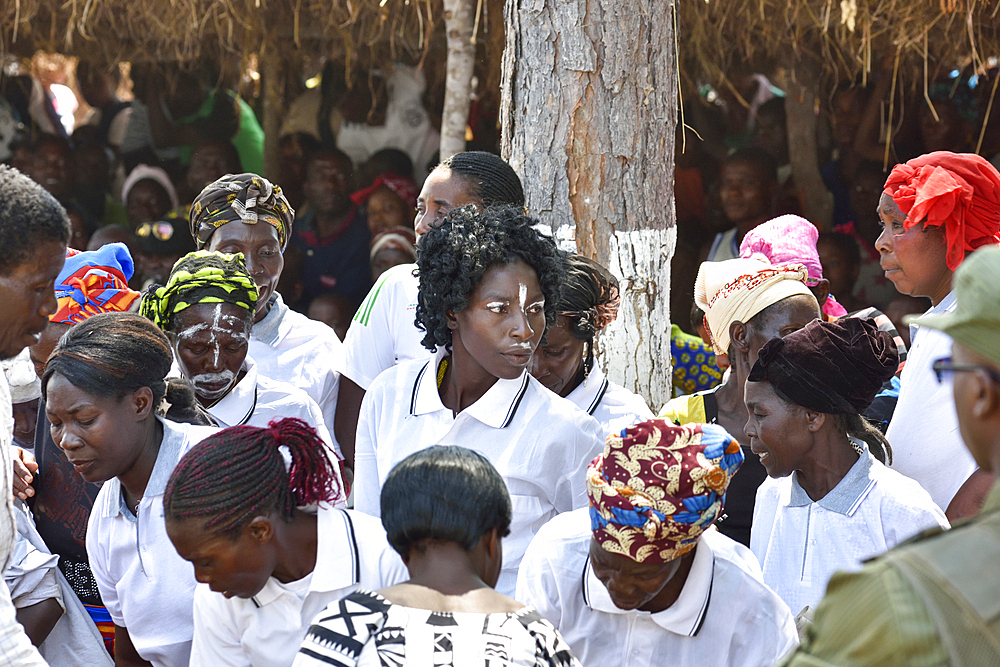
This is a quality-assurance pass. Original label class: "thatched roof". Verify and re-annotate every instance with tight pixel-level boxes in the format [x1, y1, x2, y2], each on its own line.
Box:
[680, 0, 1000, 91]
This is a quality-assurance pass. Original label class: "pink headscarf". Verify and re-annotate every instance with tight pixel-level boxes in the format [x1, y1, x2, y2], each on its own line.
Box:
[739, 214, 848, 318]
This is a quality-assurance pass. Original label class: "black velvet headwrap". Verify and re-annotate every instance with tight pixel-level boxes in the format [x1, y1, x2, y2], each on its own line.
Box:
[748, 317, 898, 414]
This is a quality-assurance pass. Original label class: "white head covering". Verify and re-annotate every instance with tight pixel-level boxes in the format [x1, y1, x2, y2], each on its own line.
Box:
[121, 164, 180, 210]
[694, 257, 813, 355]
[1, 350, 40, 404]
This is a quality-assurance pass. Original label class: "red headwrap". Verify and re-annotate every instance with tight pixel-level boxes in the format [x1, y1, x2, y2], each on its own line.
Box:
[883, 152, 1000, 271]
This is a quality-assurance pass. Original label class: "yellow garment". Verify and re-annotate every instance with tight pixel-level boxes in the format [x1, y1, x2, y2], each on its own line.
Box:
[658, 392, 709, 425]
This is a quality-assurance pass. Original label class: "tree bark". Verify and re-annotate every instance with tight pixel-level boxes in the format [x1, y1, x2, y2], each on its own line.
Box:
[262, 53, 283, 181]
[440, 0, 477, 160]
[501, 0, 677, 409]
[779, 61, 833, 230]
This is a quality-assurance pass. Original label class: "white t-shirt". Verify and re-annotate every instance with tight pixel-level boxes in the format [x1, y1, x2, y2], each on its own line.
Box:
[251, 294, 344, 455]
[341, 264, 430, 391]
[354, 348, 605, 596]
[86, 418, 217, 667]
[751, 445, 949, 616]
[886, 291, 977, 511]
[564, 364, 653, 438]
[516, 509, 799, 667]
[189, 507, 407, 667]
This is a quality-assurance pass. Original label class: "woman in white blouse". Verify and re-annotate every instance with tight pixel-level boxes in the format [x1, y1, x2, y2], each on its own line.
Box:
[530, 254, 653, 436]
[353, 205, 605, 596]
[745, 317, 949, 616]
[296, 445, 581, 667]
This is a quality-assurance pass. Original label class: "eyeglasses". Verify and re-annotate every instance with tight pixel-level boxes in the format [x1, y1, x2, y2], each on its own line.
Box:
[135, 222, 175, 241]
[931, 356, 1000, 384]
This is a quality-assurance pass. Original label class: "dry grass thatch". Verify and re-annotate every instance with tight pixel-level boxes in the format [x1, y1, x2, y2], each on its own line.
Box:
[680, 0, 1000, 91]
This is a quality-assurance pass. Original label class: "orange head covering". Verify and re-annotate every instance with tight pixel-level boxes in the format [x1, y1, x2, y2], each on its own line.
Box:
[883, 152, 1000, 271]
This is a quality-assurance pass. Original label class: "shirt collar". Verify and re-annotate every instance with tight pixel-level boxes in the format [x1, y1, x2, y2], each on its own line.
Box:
[105, 417, 188, 520]
[566, 365, 610, 417]
[251, 293, 286, 346]
[910, 290, 957, 343]
[788, 441, 877, 515]
[207, 358, 258, 427]
[251, 507, 361, 607]
[582, 537, 716, 637]
[409, 348, 531, 428]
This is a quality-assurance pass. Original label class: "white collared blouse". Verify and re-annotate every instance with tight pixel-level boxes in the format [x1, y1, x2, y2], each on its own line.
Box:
[86, 418, 218, 667]
[515, 509, 798, 667]
[751, 445, 949, 616]
[563, 364, 653, 438]
[251, 293, 345, 455]
[354, 347, 605, 596]
[189, 507, 408, 667]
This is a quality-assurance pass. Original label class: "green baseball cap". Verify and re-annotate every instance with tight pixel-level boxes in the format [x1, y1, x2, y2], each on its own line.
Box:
[913, 245, 1000, 367]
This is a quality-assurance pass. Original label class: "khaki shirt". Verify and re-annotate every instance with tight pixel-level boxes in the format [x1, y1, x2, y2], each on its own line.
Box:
[780, 482, 1000, 666]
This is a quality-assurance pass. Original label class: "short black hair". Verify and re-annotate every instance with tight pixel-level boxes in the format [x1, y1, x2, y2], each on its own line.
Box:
[414, 204, 564, 351]
[305, 147, 354, 177]
[438, 151, 524, 208]
[818, 232, 861, 269]
[380, 446, 512, 558]
[0, 165, 69, 274]
[723, 147, 778, 183]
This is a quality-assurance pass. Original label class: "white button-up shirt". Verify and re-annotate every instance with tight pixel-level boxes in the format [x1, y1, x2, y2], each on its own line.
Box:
[86, 418, 217, 667]
[251, 293, 344, 455]
[564, 365, 653, 438]
[189, 507, 407, 667]
[341, 264, 430, 390]
[886, 291, 977, 511]
[354, 348, 605, 596]
[751, 445, 949, 616]
[516, 509, 799, 667]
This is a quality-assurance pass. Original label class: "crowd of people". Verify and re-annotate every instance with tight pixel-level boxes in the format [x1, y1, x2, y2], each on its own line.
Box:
[0, 58, 998, 667]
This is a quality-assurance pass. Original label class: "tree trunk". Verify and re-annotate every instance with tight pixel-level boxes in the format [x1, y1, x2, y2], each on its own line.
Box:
[779, 61, 833, 230]
[500, 0, 677, 409]
[440, 0, 476, 160]
[262, 53, 283, 181]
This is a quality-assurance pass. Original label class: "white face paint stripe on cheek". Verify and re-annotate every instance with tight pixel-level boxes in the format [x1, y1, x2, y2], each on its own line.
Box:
[518, 282, 527, 312]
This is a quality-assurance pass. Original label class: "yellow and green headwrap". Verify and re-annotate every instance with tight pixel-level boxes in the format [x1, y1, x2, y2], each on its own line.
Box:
[140, 251, 259, 331]
[189, 173, 294, 251]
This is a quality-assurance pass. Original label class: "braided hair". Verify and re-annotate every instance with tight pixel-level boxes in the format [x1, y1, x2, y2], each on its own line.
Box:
[557, 254, 620, 377]
[415, 205, 564, 351]
[163, 417, 343, 537]
[438, 152, 525, 208]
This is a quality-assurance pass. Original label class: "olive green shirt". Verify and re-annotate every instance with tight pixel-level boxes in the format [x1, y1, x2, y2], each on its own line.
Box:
[779, 483, 1000, 666]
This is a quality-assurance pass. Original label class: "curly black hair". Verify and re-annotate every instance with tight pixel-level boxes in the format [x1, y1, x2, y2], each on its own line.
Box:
[414, 205, 564, 351]
[0, 165, 69, 274]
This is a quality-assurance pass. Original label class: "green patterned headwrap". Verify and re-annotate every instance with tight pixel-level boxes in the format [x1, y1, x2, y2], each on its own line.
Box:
[189, 173, 294, 251]
[140, 250, 259, 331]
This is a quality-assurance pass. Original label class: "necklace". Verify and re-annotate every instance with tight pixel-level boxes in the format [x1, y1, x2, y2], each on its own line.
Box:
[437, 358, 449, 388]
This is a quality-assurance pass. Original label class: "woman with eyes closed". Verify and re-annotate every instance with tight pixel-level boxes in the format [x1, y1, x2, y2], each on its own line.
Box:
[42, 313, 219, 667]
[336, 151, 526, 470]
[353, 205, 606, 597]
[531, 254, 652, 435]
[140, 252, 344, 480]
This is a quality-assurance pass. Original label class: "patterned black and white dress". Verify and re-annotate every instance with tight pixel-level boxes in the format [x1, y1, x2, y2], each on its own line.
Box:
[293, 589, 581, 667]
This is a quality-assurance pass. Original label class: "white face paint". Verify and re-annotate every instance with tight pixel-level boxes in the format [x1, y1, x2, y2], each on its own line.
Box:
[172, 303, 252, 403]
[189, 369, 238, 401]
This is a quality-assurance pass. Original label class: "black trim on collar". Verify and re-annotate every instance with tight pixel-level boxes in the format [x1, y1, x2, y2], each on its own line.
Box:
[501, 374, 530, 428]
[581, 555, 591, 607]
[409, 362, 431, 416]
[586, 378, 610, 416]
[691, 558, 715, 637]
[342, 510, 361, 584]
[235, 385, 259, 426]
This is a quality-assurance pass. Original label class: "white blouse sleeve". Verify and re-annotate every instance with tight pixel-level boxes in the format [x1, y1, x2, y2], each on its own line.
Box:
[189, 585, 251, 667]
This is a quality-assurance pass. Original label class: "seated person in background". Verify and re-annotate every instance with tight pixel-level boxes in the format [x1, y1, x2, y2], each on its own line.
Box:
[134, 211, 197, 288]
[516, 420, 798, 667]
[190, 173, 345, 453]
[70, 139, 127, 228]
[166, 418, 405, 667]
[351, 172, 418, 237]
[296, 446, 582, 667]
[705, 148, 778, 261]
[746, 318, 948, 616]
[122, 164, 179, 229]
[27, 134, 75, 206]
[531, 254, 653, 435]
[369, 227, 416, 282]
[306, 293, 355, 342]
[292, 148, 372, 307]
[660, 258, 820, 547]
[75, 61, 131, 155]
[779, 245, 1000, 666]
[183, 140, 242, 207]
[353, 205, 605, 596]
[141, 251, 343, 464]
[277, 132, 321, 213]
[671, 303, 724, 397]
[817, 231, 864, 313]
[884, 294, 930, 350]
[356, 148, 414, 191]
[879, 152, 1000, 519]
[3, 351, 39, 451]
